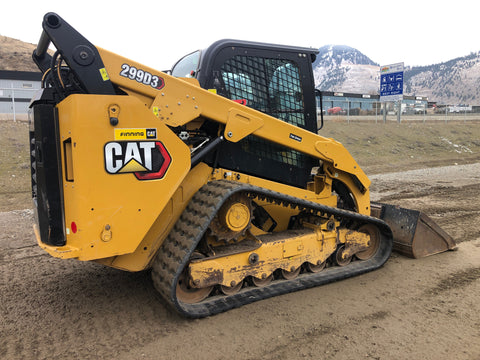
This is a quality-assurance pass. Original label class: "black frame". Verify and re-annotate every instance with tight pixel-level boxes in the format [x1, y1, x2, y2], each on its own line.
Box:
[30, 100, 66, 246]
[195, 40, 319, 188]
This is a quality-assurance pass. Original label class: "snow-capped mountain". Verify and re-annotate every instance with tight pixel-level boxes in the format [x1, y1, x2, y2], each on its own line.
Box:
[313, 45, 380, 95]
[313, 45, 480, 104]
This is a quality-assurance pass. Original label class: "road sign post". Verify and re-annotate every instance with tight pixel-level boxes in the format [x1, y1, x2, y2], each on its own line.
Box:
[379, 62, 404, 123]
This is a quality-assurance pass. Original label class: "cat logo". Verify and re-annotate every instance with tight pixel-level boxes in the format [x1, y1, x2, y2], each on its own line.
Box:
[104, 141, 171, 180]
[114, 128, 157, 140]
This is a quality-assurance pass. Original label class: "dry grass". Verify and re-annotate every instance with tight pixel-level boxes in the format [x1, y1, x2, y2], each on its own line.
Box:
[321, 120, 480, 174]
[0, 119, 31, 211]
[1, 117, 480, 211]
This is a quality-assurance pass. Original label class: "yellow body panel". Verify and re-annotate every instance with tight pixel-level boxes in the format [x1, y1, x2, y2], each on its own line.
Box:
[40, 94, 190, 260]
[35, 47, 372, 271]
[98, 47, 370, 191]
[97, 166, 339, 271]
[99, 163, 213, 271]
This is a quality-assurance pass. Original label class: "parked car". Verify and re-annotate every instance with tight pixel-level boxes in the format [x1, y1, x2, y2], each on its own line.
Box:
[448, 104, 472, 113]
[327, 107, 347, 115]
[401, 107, 415, 115]
[414, 106, 425, 114]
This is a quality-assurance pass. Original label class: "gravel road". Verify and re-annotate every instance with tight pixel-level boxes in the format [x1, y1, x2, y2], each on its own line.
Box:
[1, 164, 479, 360]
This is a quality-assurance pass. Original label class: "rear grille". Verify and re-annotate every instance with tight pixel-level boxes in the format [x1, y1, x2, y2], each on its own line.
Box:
[30, 103, 66, 246]
[30, 133, 37, 202]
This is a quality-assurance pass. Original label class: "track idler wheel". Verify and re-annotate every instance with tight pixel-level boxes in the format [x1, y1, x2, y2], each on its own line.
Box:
[251, 274, 273, 287]
[306, 260, 326, 273]
[281, 266, 301, 280]
[335, 245, 352, 266]
[176, 252, 213, 304]
[220, 280, 243, 296]
[355, 224, 381, 260]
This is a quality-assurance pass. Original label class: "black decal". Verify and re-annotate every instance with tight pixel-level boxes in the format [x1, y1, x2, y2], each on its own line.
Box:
[146, 128, 157, 139]
[289, 133, 302, 142]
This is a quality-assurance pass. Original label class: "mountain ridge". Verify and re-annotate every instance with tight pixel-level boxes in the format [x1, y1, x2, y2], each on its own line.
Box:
[313, 44, 480, 104]
[1, 35, 479, 104]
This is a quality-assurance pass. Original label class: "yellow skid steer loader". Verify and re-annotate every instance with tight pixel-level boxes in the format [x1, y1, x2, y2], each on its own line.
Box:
[29, 13, 455, 317]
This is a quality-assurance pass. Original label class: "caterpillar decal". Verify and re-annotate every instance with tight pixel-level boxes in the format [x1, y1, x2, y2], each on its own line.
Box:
[104, 141, 171, 180]
[114, 128, 157, 140]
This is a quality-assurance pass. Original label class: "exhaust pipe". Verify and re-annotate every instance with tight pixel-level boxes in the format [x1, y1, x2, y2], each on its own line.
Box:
[371, 203, 457, 258]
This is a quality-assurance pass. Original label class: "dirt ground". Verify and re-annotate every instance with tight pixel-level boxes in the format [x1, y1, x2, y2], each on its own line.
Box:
[1, 120, 479, 359]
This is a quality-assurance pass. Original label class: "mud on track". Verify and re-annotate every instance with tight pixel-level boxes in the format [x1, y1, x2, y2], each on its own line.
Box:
[1, 163, 480, 360]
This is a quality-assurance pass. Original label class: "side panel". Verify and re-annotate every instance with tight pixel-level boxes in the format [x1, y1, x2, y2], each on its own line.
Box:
[98, 47, 371, 195]
[104, 163, 214, 271]
[41, 94, 190, 260]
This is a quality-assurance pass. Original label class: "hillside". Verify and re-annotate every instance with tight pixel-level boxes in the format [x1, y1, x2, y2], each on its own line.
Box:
[2, 34, 480, 104]
[405, 53, 480, 104]
[313, 45, 380, 94]
[0, 36, 39, 72]
[313, 45, 480, 104]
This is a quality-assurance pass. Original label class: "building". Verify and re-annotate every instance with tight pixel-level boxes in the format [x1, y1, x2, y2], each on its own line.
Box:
[0, 70, 42, 115]
[320, 91, 380, 115]
[317, 90, 429, 115]
[1, 69, 431, 117]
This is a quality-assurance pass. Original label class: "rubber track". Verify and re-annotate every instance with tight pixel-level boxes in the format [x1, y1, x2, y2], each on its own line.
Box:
[151, 180, 393, 318]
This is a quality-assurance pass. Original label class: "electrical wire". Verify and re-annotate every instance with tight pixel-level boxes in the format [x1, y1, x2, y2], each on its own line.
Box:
[49, 51, 64, 98]
[41, 68, 51, 88]
[56, 56, 65, 89]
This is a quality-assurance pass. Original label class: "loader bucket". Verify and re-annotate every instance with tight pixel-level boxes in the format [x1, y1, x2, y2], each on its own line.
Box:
[371, 203, 457, 258]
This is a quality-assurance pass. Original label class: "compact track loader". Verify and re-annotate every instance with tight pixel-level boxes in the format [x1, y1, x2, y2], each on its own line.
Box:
[29, 13, 456, 317]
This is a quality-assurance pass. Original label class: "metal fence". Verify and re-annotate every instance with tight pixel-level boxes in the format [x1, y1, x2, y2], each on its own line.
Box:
[3, 86, 480, 124]
[318, 98, 480, 123]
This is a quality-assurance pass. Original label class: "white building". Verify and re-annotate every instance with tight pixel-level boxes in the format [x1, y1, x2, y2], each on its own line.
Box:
[0, 70, 42, 114]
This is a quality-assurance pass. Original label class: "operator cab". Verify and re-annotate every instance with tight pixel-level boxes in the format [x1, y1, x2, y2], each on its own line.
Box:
[171, 39, 319, 188]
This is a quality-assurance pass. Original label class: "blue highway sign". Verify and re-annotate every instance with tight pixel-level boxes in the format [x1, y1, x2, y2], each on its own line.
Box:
[379, 63, 404, 102]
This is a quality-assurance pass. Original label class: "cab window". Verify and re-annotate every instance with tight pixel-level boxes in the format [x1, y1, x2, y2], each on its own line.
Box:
[171, 50, 200, 78]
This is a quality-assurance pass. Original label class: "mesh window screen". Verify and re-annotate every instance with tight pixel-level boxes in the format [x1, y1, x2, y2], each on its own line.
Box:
[222, 56, 304, 125]
[221, 56, 309, 168]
